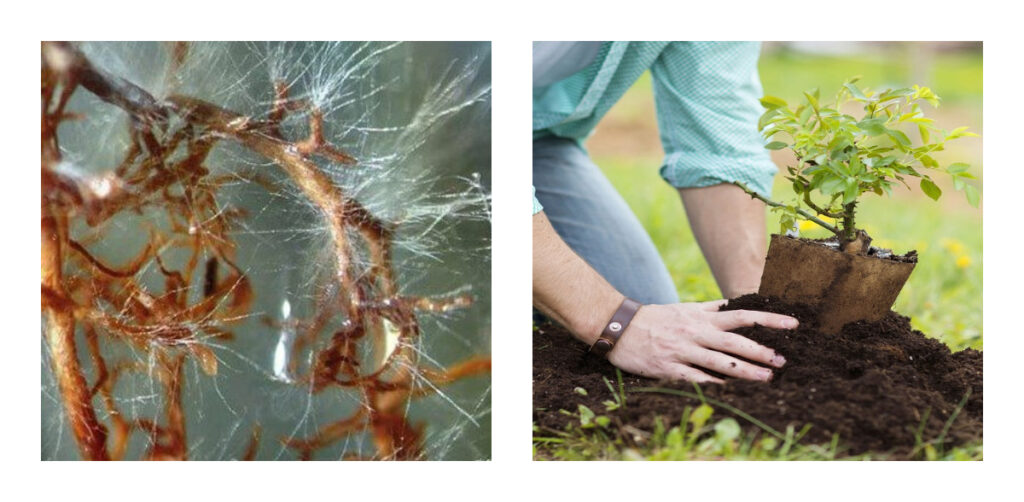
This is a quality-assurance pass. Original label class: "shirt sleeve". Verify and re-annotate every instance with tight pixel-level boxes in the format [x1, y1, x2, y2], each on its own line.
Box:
[532, 186, 543, 214]
[650, 42, 777, 198]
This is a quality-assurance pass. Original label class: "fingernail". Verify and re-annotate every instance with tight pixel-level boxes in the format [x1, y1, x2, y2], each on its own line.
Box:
[771, 354, 786, 367]
[784, 318, 798, 329]
[762, 369, 774, 381]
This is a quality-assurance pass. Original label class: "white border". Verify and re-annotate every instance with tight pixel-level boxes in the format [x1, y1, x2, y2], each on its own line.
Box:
[4, 1, 1020, 500]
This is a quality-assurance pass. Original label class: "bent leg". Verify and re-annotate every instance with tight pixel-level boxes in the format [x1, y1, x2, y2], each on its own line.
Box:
[533, 137, 678, 305]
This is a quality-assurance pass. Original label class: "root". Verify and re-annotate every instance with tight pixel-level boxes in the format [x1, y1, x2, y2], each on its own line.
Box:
[41, 42, 488, 461]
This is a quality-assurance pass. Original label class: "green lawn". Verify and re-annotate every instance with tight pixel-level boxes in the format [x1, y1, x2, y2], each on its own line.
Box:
[535, 45, 982, 460]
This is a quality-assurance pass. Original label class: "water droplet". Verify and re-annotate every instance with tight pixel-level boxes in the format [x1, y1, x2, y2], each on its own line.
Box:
[377, 317, 401, 370]
[89, 176, 113, 198]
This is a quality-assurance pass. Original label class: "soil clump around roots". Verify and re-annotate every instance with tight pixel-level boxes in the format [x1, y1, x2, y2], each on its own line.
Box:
[533, 294, 982, 457]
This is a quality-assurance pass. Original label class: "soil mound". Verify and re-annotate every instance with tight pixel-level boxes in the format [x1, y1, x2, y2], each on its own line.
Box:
[533, 294, 982, 457]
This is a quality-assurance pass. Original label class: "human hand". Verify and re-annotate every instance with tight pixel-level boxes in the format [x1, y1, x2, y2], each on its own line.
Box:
[607, 300, 796, 383]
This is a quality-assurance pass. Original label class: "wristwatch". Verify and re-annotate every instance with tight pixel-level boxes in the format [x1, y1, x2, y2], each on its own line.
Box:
[589, 297, 642, 358]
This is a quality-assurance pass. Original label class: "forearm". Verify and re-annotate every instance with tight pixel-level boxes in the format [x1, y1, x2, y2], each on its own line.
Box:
[532, 212, 624, 345]
[678, 183, 767, 299]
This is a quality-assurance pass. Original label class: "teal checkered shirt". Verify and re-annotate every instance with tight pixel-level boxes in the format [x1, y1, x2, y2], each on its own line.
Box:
[533, 41, 776, 214]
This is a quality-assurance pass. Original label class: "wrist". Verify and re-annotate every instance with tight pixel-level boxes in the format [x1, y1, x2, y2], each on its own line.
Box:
[589, 297, 643, 358]
[569, 289, 626, 345]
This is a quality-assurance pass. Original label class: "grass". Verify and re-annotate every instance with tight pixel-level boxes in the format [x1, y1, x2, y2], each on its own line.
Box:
[536, 385, 984, 461]
[535, 44, 982, 460]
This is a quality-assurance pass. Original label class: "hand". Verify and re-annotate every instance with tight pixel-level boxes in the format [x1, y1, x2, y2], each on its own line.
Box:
[607, 300, 797, 383]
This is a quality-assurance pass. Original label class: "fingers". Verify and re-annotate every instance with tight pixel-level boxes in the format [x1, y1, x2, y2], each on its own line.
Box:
[711, 309, 798, 331]
[698, 331, 786, 368]
[687, 348, 774, 382]
[663, 363, 724, 384]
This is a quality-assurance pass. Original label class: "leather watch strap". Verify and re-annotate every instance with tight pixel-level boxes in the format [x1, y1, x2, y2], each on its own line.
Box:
[589, 297, 642, 358]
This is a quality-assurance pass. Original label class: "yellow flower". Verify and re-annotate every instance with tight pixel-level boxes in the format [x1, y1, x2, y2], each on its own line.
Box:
[799, 215, 837, 233]
[956, 255, 971, 268]
[942, 238, 965, 255]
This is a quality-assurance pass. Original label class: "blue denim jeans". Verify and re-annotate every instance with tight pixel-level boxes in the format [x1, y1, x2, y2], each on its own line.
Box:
[533, 136, 679, 305]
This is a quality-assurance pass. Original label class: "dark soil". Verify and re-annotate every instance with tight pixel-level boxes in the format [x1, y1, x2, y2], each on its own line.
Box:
[533, 294, 982, 458]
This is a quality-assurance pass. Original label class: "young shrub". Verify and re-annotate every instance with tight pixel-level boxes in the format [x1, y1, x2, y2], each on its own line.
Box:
[741, 78, 979, 253]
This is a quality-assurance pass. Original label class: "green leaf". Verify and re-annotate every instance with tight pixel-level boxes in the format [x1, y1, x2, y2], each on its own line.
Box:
[765, 141, 787, 150]
[849, 155, 864, 175]
[947, 162, 971, 174]
[886, 128, 912, 148]
[573, 387, 588, 396]
[828, 136, 852, 159]
[843, 179, 860, 204]
[914, 85, 941, 107]
[857, 118, 887, 136]
[918, 123, 930, 144]
[803, 90, 820, 112]
[946, 126, 978, 140]
[819, 177, 845, 196]
[594, 416, 611, 428]
[760, 96, 788, 110]
[920, 178, 942, 201]
[714, 418, 742, 442]
[798, 104, 814, 125]
[758, 108, 779, 132]
[879, 87, 914, 101]
[844, 82, 868, 100]
[689, 404, 714, 429]
[578, 404, 595, 427]
[665, 426, 684, 448]
[791, 178, 804, 196]
[919, 154, 938, 168]
[965, 184, 980, 207]
[874, 156, 897, 168]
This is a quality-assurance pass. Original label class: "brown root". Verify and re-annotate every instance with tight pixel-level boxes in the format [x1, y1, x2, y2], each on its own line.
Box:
[842, 229, 873, 255]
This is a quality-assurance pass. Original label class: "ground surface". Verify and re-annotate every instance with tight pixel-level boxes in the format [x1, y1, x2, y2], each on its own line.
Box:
[534, 295, 982, 459]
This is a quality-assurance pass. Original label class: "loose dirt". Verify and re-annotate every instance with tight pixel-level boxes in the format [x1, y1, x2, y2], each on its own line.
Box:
[533, 294, 982, 457]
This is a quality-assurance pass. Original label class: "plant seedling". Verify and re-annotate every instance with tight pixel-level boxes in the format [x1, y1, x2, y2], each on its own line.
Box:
[739, 77, 979, 253]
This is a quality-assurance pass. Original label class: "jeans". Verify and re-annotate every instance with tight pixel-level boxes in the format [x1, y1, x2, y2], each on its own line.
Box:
[533, 136, 679, 305]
